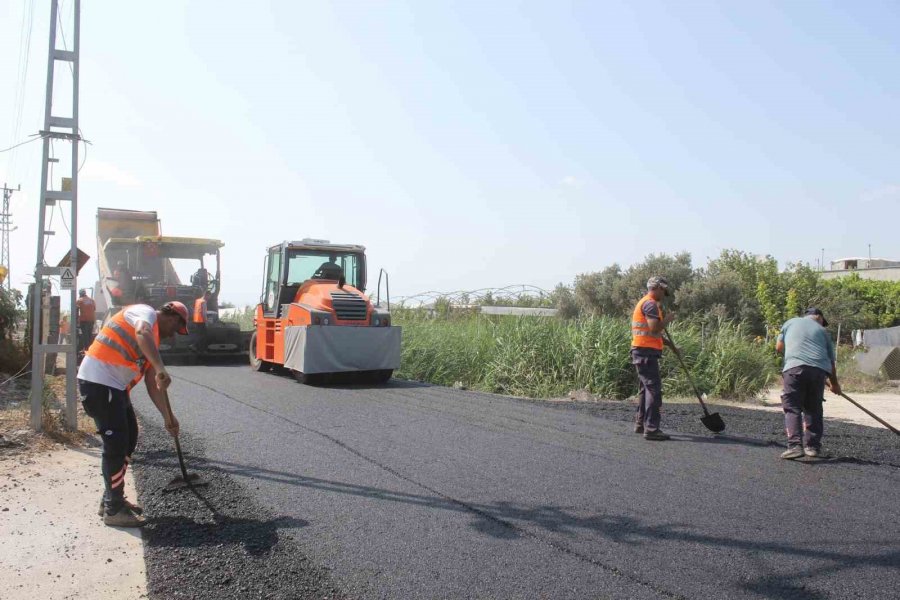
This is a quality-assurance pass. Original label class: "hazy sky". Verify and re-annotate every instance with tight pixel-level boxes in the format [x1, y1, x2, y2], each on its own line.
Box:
[2, 1, 899, 306]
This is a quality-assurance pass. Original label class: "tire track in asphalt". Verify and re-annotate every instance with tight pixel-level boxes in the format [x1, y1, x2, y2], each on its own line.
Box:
[173, 372, 687, 600]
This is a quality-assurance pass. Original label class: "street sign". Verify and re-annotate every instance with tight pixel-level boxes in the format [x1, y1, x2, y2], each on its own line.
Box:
[39, 266, 64, 277]
[60, 267, 75, 290]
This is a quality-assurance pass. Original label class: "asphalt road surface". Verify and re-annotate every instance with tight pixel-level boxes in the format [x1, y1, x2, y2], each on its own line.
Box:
[131, 364, 900, 600]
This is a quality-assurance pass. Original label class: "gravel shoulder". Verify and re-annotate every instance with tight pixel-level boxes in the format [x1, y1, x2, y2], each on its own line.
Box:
[0, 447, 147, 600]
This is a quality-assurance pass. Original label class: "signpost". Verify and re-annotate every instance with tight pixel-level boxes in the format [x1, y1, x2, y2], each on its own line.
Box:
[60, 267, 75, 290]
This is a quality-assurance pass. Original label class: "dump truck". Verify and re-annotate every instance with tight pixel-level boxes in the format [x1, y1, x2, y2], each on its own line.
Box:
[94, 208, 250, 359]
[250, 239, 400, 383]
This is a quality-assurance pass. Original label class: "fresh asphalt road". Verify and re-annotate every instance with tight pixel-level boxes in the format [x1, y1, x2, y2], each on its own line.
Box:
[132, 364, 900, 600]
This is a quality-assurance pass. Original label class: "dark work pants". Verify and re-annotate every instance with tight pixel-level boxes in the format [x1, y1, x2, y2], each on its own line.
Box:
[633, 352, 662, 432]
[780, 366, 827, 449]
[77, 321, 93, 352]
[79, 379, 139, 515]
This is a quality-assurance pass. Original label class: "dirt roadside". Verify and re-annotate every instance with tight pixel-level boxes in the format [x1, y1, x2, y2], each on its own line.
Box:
[0, 373, 148, 600]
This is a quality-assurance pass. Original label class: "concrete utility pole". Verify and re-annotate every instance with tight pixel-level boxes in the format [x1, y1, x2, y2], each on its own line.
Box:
[30, 0, 81, 431]
[1, 183, 19, 290]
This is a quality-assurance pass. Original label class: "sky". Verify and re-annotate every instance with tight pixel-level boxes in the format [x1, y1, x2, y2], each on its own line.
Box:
[1, 0, 899, 306]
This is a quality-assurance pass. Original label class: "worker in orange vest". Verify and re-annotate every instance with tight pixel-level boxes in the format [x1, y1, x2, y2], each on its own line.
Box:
[193, 292, 210, 325]
[631, 276, 675, 441]
[59, 315, 71, 344]
[77, 301, 189, 527]
[75, 289, 96, 353]
[192, 291, 210, 353]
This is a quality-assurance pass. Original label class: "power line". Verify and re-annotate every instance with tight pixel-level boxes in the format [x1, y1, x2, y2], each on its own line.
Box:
[0, 134, 44, 154]
[7, 0, 36, 179]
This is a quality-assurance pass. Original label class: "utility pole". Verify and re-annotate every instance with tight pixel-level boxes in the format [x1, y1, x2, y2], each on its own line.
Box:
[1, 183, 19, 290]
[30, 0, 81, 431]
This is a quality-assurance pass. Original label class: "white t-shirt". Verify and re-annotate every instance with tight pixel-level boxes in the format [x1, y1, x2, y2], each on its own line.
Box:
[77, 305, 158, 390]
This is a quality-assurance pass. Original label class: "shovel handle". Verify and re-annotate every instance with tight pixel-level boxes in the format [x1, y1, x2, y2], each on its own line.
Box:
[161, 391, 192, 480]
[839, 393, 900, 436]
[664, 329, 711, 416]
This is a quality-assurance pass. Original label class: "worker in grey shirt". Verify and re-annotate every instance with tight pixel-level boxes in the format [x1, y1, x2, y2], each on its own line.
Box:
[775, 308, 841, 459]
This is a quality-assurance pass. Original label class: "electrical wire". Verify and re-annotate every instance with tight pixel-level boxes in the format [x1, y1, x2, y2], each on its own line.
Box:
[56, 7, 90, 174]
[57, 5, 75, 79]
[0, 362, 32, 387]
[0, 135, 43, 154]
[6, 0, 35, 178]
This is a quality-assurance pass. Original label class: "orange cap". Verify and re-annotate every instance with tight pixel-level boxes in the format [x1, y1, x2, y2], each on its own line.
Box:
[162, 301, 190, 334]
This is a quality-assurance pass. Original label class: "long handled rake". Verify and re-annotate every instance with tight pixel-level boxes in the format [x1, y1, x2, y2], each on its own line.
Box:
[838, 392, 900, 436]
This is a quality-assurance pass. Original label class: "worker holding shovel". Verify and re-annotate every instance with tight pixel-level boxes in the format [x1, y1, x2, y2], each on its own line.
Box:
[775, 308, 840, 460]
[77, 302, 190, 527]
[631, 276, 676, 441]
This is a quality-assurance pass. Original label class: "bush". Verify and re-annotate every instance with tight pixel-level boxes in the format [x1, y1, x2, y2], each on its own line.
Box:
[0, 338, 30, 376]
[395, 312, 773, 401]
[0, 287, 23, 340]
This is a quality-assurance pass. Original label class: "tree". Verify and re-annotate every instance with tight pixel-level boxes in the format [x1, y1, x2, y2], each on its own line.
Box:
[573, 264, 623, 316]
[0, 288, 23, 340]
[571, 252, 694, 318]
[551, 284, 579, 319]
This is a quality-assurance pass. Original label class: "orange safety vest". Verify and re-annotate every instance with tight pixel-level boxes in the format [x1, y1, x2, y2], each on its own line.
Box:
[76, 297, 96, 322]
[193, 298, 207, 324]
[86, 308, 160, 390]
[631, 294, 664, 351]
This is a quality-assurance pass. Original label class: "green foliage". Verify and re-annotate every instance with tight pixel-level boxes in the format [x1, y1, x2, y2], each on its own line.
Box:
[395, 312, 772, 401]
[0, 287, 23, 340]
[219, 306, 256, 331]
[559, 248, 899, 337]
[568, 252, 694, 318]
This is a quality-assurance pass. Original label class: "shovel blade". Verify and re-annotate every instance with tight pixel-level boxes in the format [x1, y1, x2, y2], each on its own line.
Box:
[163, 472, 208, 493]
[701, 412, 726, 433]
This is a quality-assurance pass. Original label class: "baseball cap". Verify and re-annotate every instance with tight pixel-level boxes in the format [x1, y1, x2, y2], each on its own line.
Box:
[805, 307, 829, 327]
[162, 301, 190, 334]
[647, 276, 671, 296]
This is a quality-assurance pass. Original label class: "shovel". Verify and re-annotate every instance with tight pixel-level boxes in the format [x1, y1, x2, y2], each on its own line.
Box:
[664, 330, 726, 434]
[838, 392, 900, 436]
[160, 390, 208, 492]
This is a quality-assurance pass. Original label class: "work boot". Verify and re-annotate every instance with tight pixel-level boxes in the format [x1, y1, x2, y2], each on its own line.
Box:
[643, 430, 671, 441]
[98, 497, 143, 517]
[103, 506, 147, 528]
[781, 447, 804, 460]
[634, 424, 644, 434]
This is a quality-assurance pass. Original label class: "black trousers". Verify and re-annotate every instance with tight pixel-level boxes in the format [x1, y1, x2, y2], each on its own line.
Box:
[780, 366, 827, 449]
[77, 321, 93, 353]
[79, 379, 139, 514]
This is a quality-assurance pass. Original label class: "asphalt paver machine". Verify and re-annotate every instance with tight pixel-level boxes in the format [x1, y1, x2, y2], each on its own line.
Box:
[94, 208, 250, 360]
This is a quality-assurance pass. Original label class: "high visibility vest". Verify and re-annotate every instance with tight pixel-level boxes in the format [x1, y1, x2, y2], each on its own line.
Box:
[86, 308, 160, 390]
[77, 297, 96, 322]
[631, 294, 664, 351]
[193, 298, 207, 324]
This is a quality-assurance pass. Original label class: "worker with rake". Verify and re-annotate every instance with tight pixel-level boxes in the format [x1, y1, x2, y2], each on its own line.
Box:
[776, 307, 841, 459]
[631, 276, 676, 441]
[77, 301, 190, 527]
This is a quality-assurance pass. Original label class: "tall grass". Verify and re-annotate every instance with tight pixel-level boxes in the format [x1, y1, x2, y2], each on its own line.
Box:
[395, 311, 773, 400]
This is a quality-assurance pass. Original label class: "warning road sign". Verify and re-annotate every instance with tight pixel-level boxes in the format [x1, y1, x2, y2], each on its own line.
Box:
[60, 267, 75, 290]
